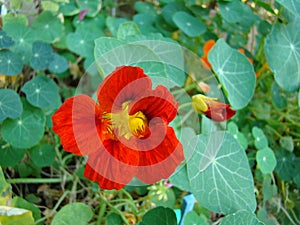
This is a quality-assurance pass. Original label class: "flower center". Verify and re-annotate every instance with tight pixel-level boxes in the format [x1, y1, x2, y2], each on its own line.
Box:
[103, 102, 148, 140]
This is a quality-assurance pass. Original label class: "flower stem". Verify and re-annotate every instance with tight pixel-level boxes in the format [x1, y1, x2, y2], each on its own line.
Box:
[7, 177, 73, 184]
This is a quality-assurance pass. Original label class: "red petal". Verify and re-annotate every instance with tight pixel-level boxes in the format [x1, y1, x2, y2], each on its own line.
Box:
[52, 95, 103, 156]
[136, 127, 184, 184]
[129, 85, 178, 123]
[97, 66, 152, 112]
[205, 104, 236, 122]
[84, 141, 136, 190]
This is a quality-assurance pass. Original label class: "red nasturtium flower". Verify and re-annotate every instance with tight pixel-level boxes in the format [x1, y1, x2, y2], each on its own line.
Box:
[52, 66, 184, 190]
[192, 94, 236, 122]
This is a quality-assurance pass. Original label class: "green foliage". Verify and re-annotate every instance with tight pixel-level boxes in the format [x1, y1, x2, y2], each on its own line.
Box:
[51, 203, 93, 225]
[0, 1, 299, 224]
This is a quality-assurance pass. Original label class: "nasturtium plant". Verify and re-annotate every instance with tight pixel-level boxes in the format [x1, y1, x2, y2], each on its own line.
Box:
[0, 1, 299, 224]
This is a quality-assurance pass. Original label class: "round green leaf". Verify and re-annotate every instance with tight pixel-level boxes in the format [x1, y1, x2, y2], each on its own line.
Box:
[0, 30, 15, 48]
[48, 53, 68, 74]
[0, 141, 26, 167]
[21, 75, 60, 108]
[275, 150, 298, 181]
[117, 22, 141, 40]
[0, 50, 23, 76]
[2, 23, 35, 64]
[51, 203, 93, 225]
[188, 132, 256, 214]
[227, 122, 248, 150]
[220, 210, 264, 225]
[256, 148, 277, 174]
[1, 100, 46, 149]
[0, 89, 23, 121]
[173, 11, 206, 37]
[30, 144, 56, 167]
[140, 207, 177, 225]
[262, 175, 277, 202]
[279, 136, 294, 152]
[30, 41, 54, 70]
[252, 127, 268, 150]
[32, 11, 63, 43]
[208, 39, 256, 109]
[67, 29, 100, 58]
[106, 212, 123, 225]
[161, 2, 189, 27]
[265, 18, 300, 92]
[134, 2, 156, 18]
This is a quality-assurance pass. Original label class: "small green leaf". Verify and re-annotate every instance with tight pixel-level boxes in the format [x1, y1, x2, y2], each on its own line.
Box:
[134, 2, 156, 18]
[30, 41, 54, 70]
[208, 39, 256, 109]
[252, 127, 268, 150]
[48, 53, 68, 74]
[21, 75, 60, 109]
[0, 30, 15, 48]
[51, 203, 93, 225]
[0, 206, 34, 225]
[1, 100, 46, 149]
[227, 122, 248, 150]
[41, 0, 59, 12]
[220, 210, 264, 225]
[275, 150, 298, 181]
[117, 22, 141, 40]
[188, 132, 256, 214]
[0, 141, 27, 167]
[161, 2, 189, 27]
[279, 136, 294, 152]
[30, 144, 56, 167]
[262, 175, 277, 202]
[256, 147, 277, 174]
[140, 207, 177, 225]
[0, 89, 23, 121]
[0, 50, 23, 76]
[265, 18, 300, 92]
[32, 11, 63, 43]
[173, 11, 206, 37]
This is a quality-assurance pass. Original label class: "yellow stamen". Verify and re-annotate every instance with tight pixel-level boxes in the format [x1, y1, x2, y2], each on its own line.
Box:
[192, 94, 218, 113]
[103, 101, 148, 140]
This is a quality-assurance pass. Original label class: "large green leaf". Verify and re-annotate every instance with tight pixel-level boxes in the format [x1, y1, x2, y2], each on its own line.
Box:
[188, 132, 256, 214]
[220, 210, 264, 225]
[0, 30, 15, 48]
[0, 89, 23, 121]
[30, 41, 54, 70]
[208, 39, 256, 109]
[0, 50, 23, 76]
[21, 75, 60, 109]
[265, 18, 300, 92]
[172, 11, 206, 37]
[51, 203, 93, 225]
[140, 207, 177, 225]
[32, 11, 63, 43]
[276, 0, 300, 17]
[1, 100, 46, 149]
